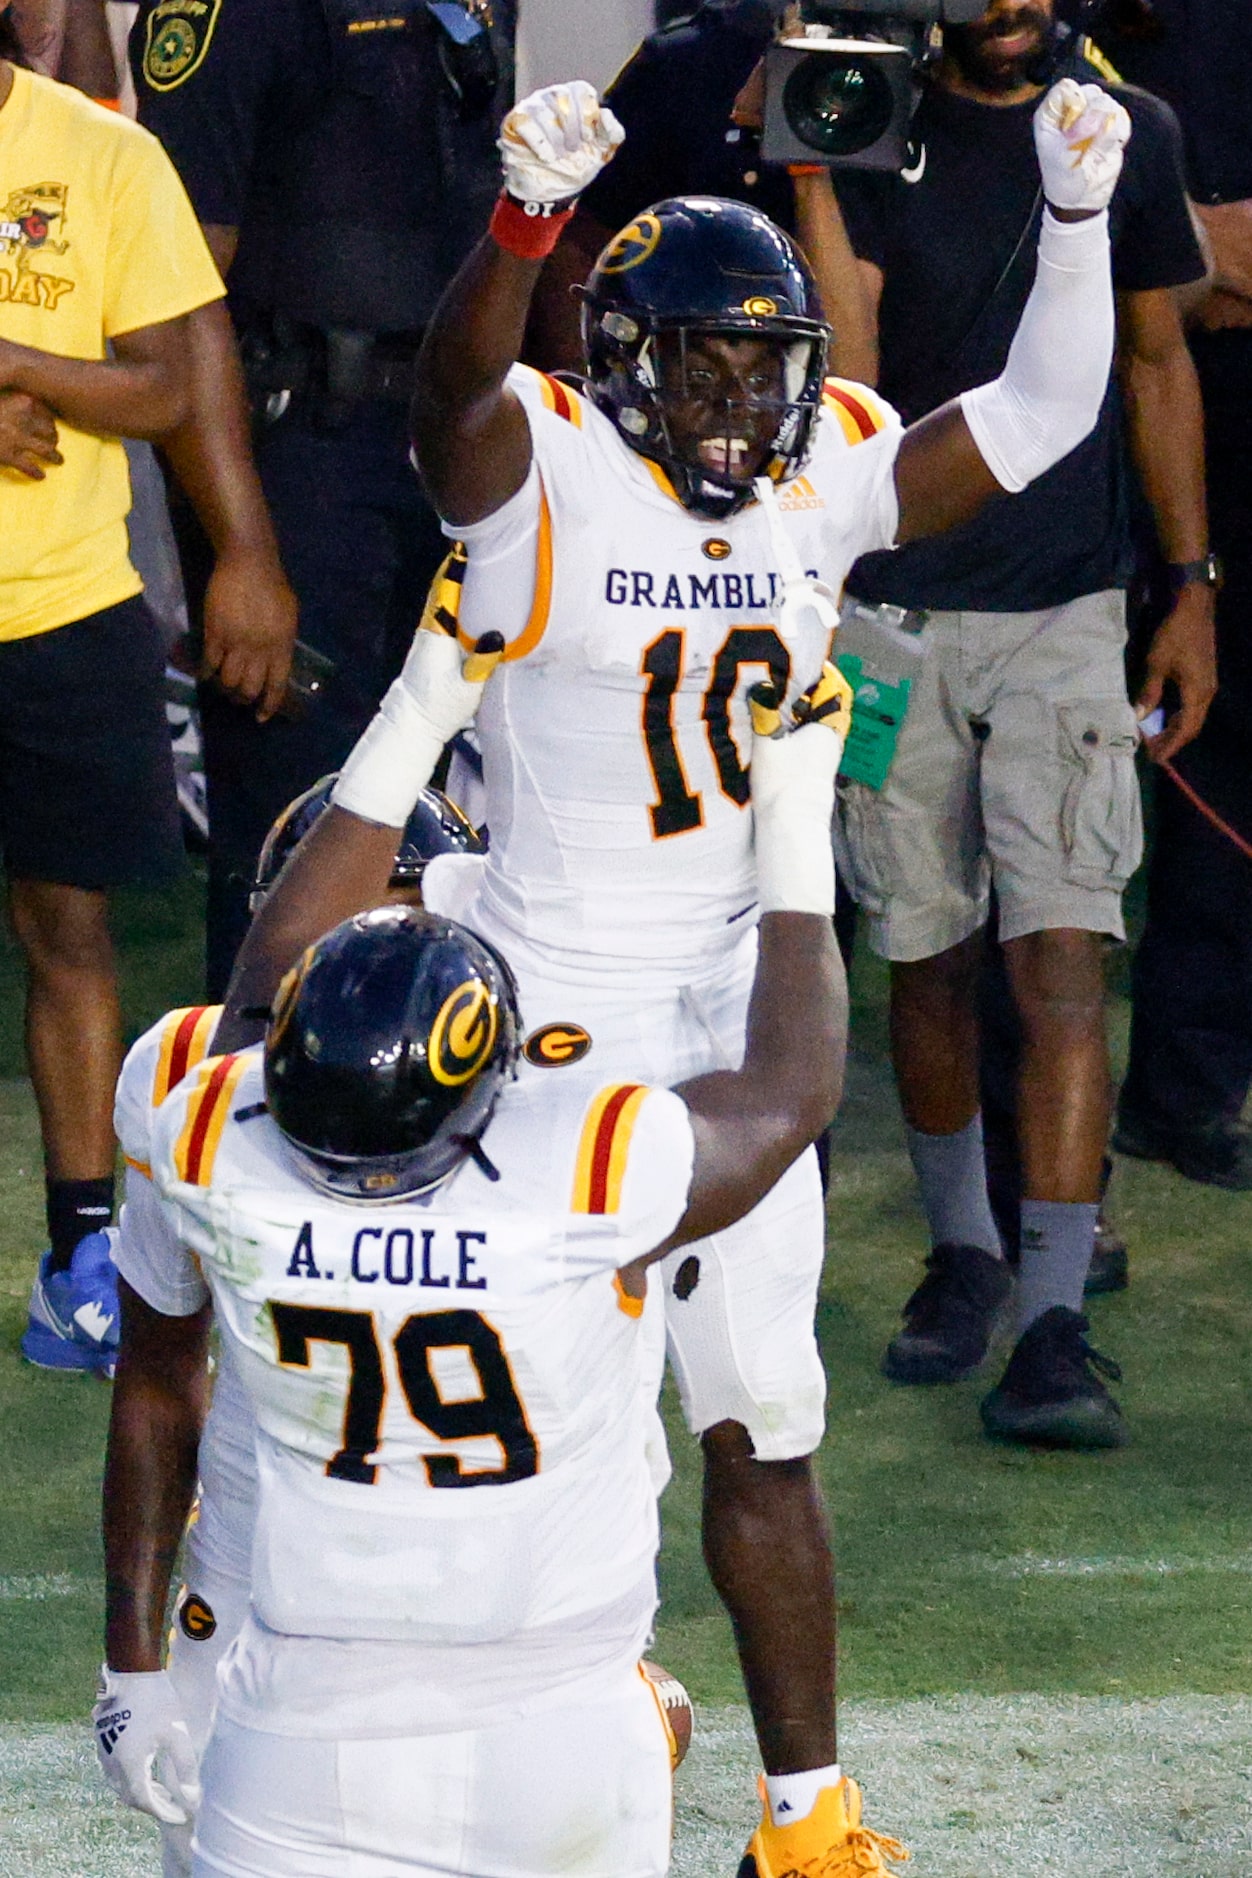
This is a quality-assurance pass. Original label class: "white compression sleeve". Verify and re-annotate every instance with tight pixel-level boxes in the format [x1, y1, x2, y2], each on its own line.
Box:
[751, 720, 842, 917]
[959, 208, 1114, 495]
[331, 629, 493, 829]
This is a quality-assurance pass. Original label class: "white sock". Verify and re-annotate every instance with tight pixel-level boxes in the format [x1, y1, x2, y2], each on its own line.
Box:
[763, 1765, 842, 1828]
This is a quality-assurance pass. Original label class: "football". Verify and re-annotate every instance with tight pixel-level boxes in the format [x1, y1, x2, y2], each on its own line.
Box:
[641, 1658, 694, 1771]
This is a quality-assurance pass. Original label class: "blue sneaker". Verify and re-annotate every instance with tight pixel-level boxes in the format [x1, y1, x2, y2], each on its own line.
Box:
[21, 1230, 120, 1377]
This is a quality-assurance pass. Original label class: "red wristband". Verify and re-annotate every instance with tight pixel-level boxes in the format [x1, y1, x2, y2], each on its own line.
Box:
[489, 192, 576, 261]
[787, 163, 828, 178]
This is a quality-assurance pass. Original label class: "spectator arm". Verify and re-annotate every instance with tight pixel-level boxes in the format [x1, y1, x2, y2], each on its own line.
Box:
[0, 315, 192, 438]
[1117, 284, 1217, 760]
[791, 170, 880, 386]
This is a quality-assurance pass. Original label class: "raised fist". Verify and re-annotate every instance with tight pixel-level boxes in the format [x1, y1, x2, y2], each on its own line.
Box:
[1034, 79, 1131, 215]
[499, 81, 624, 208]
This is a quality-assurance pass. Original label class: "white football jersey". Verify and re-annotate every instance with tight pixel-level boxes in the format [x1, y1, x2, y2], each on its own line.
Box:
[147, 1047, 693, 1690]
[448, 364, 902, 984]
[113, 1006, 256, 1584]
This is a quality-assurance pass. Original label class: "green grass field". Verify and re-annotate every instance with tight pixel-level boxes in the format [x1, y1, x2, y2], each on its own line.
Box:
[2, 862, 1251, 1871]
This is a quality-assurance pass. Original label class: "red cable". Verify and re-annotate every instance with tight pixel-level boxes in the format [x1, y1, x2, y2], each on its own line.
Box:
[1161, 760, 1252, 863]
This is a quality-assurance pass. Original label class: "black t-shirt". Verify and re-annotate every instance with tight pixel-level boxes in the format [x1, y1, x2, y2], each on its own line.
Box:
[131, 0, 512, 333]
[839, 73, 1204, 612]
[1083, 0, 1252, 203]
[580, 2, 793, 236]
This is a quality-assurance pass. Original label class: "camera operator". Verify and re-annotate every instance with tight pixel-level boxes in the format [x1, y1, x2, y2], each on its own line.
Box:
[1090, 0, 1252, 1191]
[528, 1, 876, 385]
[130, 0, 515, 996]
[831, 0, 1211, 1447]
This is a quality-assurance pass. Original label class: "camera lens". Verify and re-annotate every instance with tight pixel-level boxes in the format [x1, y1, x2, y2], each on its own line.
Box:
[782, 53, 895, 157]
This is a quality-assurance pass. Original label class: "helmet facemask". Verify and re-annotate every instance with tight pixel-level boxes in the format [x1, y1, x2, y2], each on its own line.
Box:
[586, 309, 828, 520]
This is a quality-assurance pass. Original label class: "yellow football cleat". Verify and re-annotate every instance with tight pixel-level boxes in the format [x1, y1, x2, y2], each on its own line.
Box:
[738, 1776, 910, 1878]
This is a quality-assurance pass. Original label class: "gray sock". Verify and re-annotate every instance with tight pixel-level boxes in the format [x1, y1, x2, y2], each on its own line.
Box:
[1017, 1199, 1099, 1333]
[905, 1114, 1003, 1257]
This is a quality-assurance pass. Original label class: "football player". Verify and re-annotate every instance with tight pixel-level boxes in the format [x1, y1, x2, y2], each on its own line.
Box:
[96, 647, 881, 1877]
[96, 780, 485, 1878]
[210, 75, 1132, 1878]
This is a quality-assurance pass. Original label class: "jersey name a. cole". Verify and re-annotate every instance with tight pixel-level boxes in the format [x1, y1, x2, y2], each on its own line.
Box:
[143, 1037, 694, 1729]
[449, 363, 902, 983]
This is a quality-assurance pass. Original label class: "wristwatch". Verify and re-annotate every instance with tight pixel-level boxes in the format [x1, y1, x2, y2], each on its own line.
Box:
[1166, 552, 1223, 593]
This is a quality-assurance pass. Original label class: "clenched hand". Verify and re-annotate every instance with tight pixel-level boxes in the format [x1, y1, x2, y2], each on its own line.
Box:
[0, 390, 62, 480]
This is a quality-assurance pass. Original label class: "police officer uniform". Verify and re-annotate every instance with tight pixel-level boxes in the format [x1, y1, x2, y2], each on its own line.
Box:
[131, 0, 514, 995]
[579, 1, 786, 239]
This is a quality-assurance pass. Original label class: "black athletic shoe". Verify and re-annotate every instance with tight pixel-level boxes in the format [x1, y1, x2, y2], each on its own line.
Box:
[881, 1243, 1012, 1385]
[980, 1306, 1127, 1449]
[1112, 1111, 1252, 1191]
[1085, 1215, 1129, 1295]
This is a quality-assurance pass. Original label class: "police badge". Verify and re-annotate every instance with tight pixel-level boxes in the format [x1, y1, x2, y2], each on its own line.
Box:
[142, 0, 223, 93]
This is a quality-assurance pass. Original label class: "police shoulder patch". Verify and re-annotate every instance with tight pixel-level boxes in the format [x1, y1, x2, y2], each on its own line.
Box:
[142, 0, 224, 93]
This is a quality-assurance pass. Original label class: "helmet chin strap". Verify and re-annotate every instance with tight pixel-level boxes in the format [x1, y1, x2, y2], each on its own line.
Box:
[753, 475, 842, 704]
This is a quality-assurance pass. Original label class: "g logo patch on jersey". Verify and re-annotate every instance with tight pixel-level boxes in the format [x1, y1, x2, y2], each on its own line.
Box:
[523, 1023, 592, 1068]
[142, 0, 223, 92]
[598, 212, 662, 274]
[177, 1591, 217, 1641]
[429, 982, 498, 1088]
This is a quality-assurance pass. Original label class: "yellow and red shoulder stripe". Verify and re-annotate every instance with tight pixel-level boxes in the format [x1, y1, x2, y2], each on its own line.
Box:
[536, 371, 584, 427]
[572, 1083, 650, 1216]
[822, 377, 887, 447]
[153, 1005, 222, 1108]
[173, 1054, 250, 1187]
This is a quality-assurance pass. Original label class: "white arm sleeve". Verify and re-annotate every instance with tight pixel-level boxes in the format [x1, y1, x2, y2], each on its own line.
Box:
[959, 208, 1114, 495]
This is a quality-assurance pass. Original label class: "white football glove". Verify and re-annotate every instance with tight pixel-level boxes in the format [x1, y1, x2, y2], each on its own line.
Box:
[750, 664, 852, 917]
[499, 81, 624, 207]
[332, 623, 503, 830]
[1034, 78, 1131, 214]
[93, 1667, 201, 1827]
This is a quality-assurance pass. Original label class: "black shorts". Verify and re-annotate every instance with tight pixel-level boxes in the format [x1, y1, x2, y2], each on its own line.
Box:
[0, 595, 184, 892]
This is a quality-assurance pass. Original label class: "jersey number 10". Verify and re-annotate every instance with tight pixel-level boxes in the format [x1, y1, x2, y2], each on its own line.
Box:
[641, 626, 790, 839]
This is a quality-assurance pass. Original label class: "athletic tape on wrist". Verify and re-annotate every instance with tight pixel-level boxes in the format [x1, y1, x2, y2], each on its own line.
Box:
[490, 192, 576, 260]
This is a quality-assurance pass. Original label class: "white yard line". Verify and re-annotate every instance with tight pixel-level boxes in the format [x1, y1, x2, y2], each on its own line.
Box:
[959, 1553, 1252, 1579]
[0, 1575, 89, 1602]
[5, 1697, 1252, 1877]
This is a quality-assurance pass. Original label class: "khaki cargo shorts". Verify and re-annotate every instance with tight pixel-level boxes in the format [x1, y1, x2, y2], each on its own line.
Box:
[836, 589, 1144, 963]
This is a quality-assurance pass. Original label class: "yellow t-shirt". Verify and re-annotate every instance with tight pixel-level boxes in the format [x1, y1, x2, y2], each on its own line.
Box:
[0, 65, 224, 641]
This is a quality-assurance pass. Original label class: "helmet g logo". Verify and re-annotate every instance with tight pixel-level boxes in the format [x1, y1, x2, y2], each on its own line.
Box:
[429, 982, 498, 1088]
[743, 296, 779, 318]
[598, 213, 662, 274]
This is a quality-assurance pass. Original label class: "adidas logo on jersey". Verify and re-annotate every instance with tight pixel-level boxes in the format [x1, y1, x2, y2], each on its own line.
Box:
[778, 476, 825, 513]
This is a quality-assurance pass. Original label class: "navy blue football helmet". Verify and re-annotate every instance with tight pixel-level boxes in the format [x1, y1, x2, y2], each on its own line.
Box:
[250, 775, 485, 914]
[265, 907, 520, 1202]
[582, 196, 830, 520]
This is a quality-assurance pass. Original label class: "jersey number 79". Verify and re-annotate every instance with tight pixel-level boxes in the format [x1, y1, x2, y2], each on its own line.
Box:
[272, 1302, 539, 1488]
